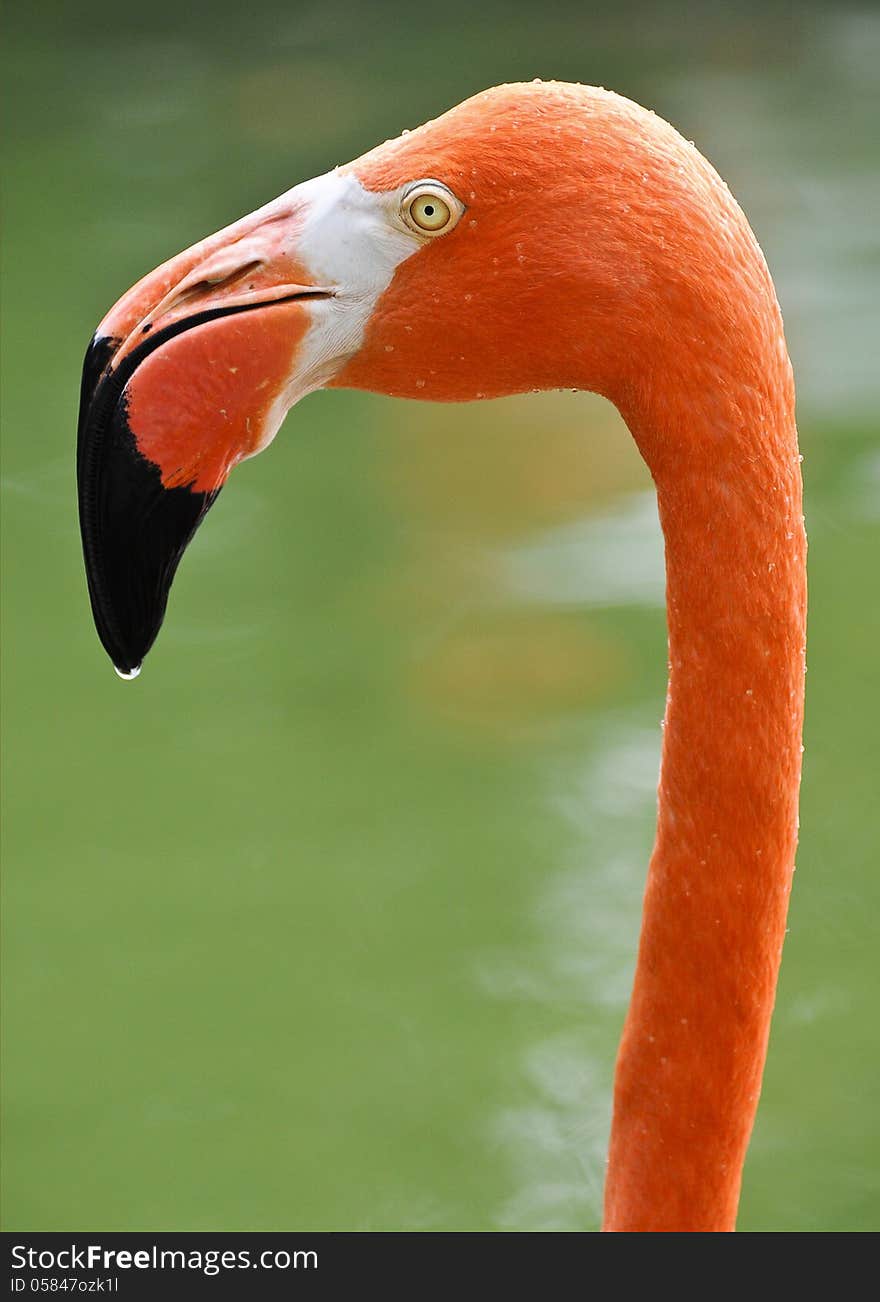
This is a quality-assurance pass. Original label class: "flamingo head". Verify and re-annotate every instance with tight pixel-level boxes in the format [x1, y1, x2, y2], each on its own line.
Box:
[78, 80, 745, 677]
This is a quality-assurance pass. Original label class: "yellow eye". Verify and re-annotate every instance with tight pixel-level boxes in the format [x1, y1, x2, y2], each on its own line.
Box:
[401, 182, 462, 236]
[410, 193, 451, 231]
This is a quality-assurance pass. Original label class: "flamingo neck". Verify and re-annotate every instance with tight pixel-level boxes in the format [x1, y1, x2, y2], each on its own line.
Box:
[602, 347, 807, 1231]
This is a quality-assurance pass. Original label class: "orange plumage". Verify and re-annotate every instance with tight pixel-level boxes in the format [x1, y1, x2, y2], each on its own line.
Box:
[78, 82, 807, 1229]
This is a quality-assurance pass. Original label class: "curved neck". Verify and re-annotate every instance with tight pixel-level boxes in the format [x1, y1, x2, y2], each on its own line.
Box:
[602, 360, 806, 1230]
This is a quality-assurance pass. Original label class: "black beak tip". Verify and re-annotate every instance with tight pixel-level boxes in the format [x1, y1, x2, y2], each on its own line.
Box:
[77, 331, 221, 677]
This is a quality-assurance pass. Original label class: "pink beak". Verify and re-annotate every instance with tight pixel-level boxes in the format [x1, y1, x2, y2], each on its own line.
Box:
[77, 198, 333, 677]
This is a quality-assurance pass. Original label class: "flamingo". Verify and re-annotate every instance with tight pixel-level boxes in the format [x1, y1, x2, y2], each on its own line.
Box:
[77, 81, 806, 1232]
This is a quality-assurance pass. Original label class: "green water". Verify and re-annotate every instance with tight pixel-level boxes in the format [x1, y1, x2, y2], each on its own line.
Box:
[2, 1, 878, 1231]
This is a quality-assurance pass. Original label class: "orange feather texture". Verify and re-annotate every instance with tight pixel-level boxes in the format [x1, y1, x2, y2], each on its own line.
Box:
[335, 83, 807, 1231]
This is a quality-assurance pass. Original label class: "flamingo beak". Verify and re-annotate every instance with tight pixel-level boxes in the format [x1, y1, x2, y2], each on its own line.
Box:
[77, 201, 334, 678]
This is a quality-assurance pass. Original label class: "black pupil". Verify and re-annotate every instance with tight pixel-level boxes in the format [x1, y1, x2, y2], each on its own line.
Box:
[424, 205, 434, 215]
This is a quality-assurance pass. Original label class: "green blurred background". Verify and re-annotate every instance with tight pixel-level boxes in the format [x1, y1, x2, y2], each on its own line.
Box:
[2, 0, 878, 1231]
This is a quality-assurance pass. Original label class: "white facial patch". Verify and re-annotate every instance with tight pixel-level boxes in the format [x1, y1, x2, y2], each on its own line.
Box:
[254, 170, 425, 450]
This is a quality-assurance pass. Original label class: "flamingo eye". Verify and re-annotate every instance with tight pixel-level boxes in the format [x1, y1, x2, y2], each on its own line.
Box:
[401, 182, 463, 236]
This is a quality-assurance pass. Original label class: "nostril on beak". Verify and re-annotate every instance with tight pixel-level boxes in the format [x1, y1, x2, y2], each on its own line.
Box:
[136, 260, 265, 338]
[204, 259, 263, 288]
[173, 260, 264, 307]
[141, 256, 264, 330]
